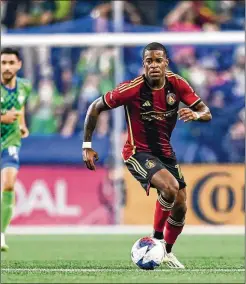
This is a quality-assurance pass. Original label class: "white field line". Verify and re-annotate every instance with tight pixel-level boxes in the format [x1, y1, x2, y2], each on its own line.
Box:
[1, 268, 244, 273]
[6, 225, 245, 235]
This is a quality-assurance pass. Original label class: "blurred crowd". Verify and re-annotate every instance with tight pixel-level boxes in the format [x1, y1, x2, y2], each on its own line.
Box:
[1, 0, 244, 163]
[19, 43, 244, 164]
[1, 0, 245, 31]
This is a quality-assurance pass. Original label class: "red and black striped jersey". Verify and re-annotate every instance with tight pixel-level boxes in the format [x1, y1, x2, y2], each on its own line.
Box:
[103, 71, 201, 161]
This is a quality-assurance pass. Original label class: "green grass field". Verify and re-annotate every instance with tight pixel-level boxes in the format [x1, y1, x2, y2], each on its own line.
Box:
[1, 235, 244, 283]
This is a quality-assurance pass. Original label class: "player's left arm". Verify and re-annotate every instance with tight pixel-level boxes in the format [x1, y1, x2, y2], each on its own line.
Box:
[19, 106, 29, 138]
[19, 81, 32, 138]
[178, 101, 212, 122]
[178, 77, 212, 123]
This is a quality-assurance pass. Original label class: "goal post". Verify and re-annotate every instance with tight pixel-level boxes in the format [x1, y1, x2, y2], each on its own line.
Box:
[2, 31, 244, 47]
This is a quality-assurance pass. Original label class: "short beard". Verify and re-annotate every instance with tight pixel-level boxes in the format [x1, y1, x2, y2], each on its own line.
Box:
[2, 73, 15, 84]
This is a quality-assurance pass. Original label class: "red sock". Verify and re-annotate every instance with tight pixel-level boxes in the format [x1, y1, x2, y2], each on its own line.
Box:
[153, 195, 174, 239]
[164, 216, 184, 252]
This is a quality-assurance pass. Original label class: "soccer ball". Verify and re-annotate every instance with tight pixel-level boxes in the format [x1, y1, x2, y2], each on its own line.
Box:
[131, 237, 165, 270]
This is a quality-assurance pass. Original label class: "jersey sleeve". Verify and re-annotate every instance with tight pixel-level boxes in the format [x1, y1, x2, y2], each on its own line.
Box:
[24, 81, 32, 104]
[178, 77, 201, 107]
[103, 84, 134, 109]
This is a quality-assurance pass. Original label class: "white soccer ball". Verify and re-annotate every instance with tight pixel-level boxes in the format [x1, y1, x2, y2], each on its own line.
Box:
[131, 237, 165, 270]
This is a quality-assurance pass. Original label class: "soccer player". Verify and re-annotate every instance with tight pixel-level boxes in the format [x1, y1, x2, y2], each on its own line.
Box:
[82, 42, 212, 268]
[1, 48, 31, 251]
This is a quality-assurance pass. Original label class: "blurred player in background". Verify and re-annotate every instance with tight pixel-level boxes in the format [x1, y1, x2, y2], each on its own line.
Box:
[1, 48, 31, 251]
[82, 42, 212, 268]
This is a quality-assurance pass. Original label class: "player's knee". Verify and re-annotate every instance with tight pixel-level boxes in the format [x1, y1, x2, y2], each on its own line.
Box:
[158, 179, 179, 202]
[167, 179, 179, 199]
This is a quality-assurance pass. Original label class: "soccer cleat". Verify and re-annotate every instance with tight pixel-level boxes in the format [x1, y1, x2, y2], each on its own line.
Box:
[151, 237, 167, 263]
[1, 233, 9, 252]
[164, 252, 185, 269]
[153, 237, 185, 268]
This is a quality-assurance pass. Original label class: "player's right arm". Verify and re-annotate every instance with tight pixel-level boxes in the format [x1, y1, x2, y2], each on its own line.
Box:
[1, 108, 22, 124]
[83, 82, 135, 170]
[82, 97, 109, 170]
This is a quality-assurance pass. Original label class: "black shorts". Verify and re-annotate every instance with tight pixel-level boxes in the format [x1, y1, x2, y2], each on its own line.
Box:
[125, 152, 186, 195]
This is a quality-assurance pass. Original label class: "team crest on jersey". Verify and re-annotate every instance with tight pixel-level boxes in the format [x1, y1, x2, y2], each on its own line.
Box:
[166, 92, 176, 105]
[145, 159, 156, 169]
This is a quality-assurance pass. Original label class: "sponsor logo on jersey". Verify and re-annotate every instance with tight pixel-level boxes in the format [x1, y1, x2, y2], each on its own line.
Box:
[140, 109, 177, 121]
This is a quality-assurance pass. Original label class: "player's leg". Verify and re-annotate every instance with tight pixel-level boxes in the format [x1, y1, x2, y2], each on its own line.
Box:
[165, 187, 187, 253]
[125, 152, 179, 256]
[1, 147, 20, 251]
[125, 152, 179, 209]
[152, 161, 186, 240]
[150, 169, 179, 239]
[163, 187, 186, 268]
[151, 160, 186, 268]
[1, 167, 18, 251]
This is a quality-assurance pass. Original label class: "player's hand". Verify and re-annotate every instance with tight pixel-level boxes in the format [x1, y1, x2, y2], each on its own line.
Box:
[83, 148, 99, 171]
[20, 125, 29, 138]
[178, 108, 199, 122]
[1, 108, 21, 124]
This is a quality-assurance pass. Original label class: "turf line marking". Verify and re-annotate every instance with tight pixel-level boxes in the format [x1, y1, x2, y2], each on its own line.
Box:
[1, 268, 244, 273]
[7, 225, 245, 235]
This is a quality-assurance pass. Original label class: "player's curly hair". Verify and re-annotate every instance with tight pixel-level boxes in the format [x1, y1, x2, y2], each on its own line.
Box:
[1, 47, 21, 60]
[143, 42, 168, 58]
